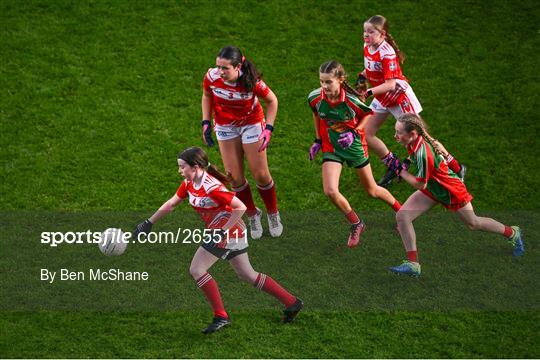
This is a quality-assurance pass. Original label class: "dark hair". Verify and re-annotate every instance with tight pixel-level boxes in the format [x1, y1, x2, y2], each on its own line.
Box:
[177, 146, 232, 185]
[217, 45, 261, 92]
[397, 114, 444, 156]
[366, 15, 406, 64]
[319, 60, 364, 99]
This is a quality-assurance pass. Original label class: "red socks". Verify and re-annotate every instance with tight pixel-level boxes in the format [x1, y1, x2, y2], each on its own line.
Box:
[503, 225, 513, 238]
[345, 209, 361, 225]
[233, 180, 279, 216]
[254, 273, 296, 308]
[391, 200, 402, 212]
[407, 250, 418, 263]
[233, 181, 257, 217]
[257, 180, 278, 214]
[196, 273, 228, 319]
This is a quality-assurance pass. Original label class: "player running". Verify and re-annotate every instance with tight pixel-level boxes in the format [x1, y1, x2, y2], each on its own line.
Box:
[201, 45, 282, 240]
[357, 15, 466, 187]
[390, 114, 524, 276]
[308, 60, 402, 248]
[134, 147, 303, 334]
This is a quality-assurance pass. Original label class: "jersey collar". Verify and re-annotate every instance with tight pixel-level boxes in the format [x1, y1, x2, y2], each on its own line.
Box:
[192, 171, 208, 190]
[321, 87, 346, 104]
[407, 135, 423, 155]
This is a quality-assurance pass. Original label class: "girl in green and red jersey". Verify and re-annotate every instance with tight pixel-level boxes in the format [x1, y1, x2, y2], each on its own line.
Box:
[308, 60, 402, 248]
[390, 113, 524, 276]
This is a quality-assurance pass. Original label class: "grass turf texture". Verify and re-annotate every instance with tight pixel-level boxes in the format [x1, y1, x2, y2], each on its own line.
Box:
[1, 0, 539, 358]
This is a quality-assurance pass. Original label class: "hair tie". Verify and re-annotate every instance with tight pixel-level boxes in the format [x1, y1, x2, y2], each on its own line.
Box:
[241, 56, 245, 65]
[207, 162, 211, 168]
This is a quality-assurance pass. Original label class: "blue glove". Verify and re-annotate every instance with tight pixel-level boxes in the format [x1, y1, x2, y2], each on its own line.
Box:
[202, 120, 215, 147]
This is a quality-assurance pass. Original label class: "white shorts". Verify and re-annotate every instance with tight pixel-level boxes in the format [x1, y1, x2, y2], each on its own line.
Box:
[370, 84, 423, 119]
[215, 122, 264, 144]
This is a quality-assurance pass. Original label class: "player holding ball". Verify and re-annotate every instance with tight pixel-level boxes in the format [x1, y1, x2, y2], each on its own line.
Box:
[134, 147, 303, 334]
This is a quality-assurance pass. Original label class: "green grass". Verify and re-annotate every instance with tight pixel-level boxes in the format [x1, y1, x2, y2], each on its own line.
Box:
[1, 0, 539, 358]
[2, 311, 538, 358]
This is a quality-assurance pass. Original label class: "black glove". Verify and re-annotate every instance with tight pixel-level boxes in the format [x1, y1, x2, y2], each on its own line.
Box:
[355, 74, 368, 92]
[134, 219, 153, 238]
[201, 120, 215, 147]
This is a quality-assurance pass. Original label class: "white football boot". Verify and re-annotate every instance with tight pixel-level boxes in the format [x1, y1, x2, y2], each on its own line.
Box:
[248, 208, 263, 239]
[267, 211, 283, 237]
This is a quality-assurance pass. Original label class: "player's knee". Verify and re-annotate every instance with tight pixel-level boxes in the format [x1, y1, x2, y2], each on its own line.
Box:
[230, 177, 248, 190]
[323, 187, 339, 199]
[235, 268, 257, 283]
[396, 209, 410, 224]
[189, 265, 206, 280]
[365, 129, 376, 138]
[465, 218, 480, 231]
[364, 186, 379, 199]
[252, 171, 271, 185]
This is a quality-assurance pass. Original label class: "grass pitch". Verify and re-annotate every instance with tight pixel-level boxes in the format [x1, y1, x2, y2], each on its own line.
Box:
[1, 0, 539, 358]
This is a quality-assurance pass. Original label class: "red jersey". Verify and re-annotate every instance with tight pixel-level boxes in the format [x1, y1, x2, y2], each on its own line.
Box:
[203, 67, 271, 126]
[408, 136, 473, 211]
[363, 41, 408, 106]
[176, 172, 246, 243]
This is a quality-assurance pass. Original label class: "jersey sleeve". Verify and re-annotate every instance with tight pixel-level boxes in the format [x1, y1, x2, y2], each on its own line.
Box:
[254, 79, 271, 98]
[207, 188, 235, 206]
[176, 181, 189, 200]
[413, 145, 430, 183]
[308, 89, 322, 114]
[382, 54, 402, 80]
[309, 102, 318, 114]
[203, 74, 212, 92]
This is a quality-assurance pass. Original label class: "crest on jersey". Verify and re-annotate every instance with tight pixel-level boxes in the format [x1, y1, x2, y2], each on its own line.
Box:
[190, 196, 217, 208]
[389, 61, 396, 71]
[401, 99, 411, 111]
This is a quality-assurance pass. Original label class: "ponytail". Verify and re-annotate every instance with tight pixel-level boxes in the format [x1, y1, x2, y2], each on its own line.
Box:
[206, 164, 233, 186]
[342, 80, 365, 100]
[385, 33, 406, 64]
[239, 59, 261, 92]
[217, 45, 261, 92]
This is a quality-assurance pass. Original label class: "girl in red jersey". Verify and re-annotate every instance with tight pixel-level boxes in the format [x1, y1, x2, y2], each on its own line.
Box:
[134, 147, 303, 334]
[358, 15, 465, 187]
[201, 45, 281, 240]
[308, 61, 402, 248]
[390, 114, 524, 276]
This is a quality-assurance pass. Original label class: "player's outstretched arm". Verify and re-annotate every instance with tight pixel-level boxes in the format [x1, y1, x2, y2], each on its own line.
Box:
[135, 194, 182, 237]
[149, 194, 183, 224]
